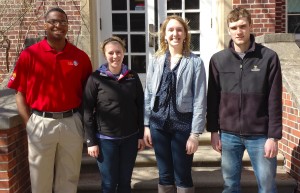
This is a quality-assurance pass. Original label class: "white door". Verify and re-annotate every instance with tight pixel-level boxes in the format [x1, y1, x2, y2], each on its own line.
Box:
[97, 0, 217, 80]
[147, 0, 217, 74]
[98, 0, 148, 74]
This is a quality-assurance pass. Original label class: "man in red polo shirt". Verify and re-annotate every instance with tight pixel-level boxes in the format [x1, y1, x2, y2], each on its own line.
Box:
[7, 7, 92, 193]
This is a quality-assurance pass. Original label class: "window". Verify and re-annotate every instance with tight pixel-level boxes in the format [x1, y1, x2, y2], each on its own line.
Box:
[287, 0, 300, 46]
[104, 0, 147, 73]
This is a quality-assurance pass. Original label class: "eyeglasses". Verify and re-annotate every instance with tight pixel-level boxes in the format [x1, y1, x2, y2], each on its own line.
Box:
[46, 20, 68, 26]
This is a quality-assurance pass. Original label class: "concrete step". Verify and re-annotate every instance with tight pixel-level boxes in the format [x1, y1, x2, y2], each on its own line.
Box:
[80, 145, 286, 174]
[77, 166, 297, 193]
[78, 132, 295, 193]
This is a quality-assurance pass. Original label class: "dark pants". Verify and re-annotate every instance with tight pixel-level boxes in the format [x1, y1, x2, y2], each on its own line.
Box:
[97, 134, 138, 193]
[150, 128, 194, 187]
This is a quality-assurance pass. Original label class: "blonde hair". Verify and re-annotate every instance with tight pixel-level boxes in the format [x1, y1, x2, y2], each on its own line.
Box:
[155, 15, 191, 57]
[100, 36, 126, 54]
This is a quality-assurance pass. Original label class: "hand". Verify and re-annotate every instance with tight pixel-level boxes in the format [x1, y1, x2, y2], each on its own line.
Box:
[88, 145, 99, 158]
[186, 134, 199, 155]
[211, 132, 222, 153]
[264, 138, 278, 158]
[138, 139, 145, 151]
[143, 127, 153, 148]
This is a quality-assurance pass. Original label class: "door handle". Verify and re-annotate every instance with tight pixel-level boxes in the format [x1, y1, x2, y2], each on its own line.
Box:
[149, 24, 155, 47]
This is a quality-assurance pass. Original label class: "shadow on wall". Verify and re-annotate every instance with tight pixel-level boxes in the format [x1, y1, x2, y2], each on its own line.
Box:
[296, 40, 300, 48]
[292, 139, 300, 193]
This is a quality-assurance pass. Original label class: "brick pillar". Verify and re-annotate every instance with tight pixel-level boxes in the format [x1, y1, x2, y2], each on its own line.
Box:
[0, 89, 31, 193]
[281, 86, 300, 193]
[275, 0, 286, 33]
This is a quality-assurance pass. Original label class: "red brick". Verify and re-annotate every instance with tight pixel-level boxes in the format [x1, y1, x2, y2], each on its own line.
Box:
[0, 152, 14, 162]
[295, 135, 300, 142]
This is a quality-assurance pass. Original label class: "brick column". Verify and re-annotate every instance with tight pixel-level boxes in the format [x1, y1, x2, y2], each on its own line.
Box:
[0, 89, 31, 193]
[281, 87, 300, 193]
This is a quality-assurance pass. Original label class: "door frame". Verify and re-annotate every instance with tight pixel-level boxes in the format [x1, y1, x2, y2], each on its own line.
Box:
[89, 0, 232, 72]
[146, 0, 217, 73]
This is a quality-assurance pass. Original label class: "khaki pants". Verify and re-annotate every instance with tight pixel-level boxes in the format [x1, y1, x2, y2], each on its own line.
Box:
[26, 113, 84, 193]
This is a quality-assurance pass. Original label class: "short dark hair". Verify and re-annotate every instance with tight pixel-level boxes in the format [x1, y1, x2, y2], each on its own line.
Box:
[45, 7, 68, 21]
[227, 7, 251, 26]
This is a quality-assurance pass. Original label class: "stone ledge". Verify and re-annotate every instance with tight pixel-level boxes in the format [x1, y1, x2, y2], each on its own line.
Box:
[256, 33, 300, 110]
[256, 33, 295, 44]
[0, 88, 22, 129]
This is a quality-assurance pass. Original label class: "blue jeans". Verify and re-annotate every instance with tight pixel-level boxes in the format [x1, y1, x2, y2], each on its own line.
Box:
[96, 134, 138, 193]
[221, 132, 277, 193]
[150, 128, 194, 187]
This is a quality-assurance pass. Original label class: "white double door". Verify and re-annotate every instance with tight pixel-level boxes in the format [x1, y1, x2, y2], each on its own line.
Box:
[97, 0, 217, 77]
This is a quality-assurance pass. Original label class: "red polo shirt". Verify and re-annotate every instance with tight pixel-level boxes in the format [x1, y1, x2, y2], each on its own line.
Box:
[8, 38, 92, 112]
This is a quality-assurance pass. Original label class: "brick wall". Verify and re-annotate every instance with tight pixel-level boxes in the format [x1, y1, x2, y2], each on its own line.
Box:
[233, 0, 276, 35]
[232, 0, 287, 35]
[281, 86, 300, 193]
[0, 0, 82, 86]
[0, 125, 30, 193]
[275, 0, 286, 33]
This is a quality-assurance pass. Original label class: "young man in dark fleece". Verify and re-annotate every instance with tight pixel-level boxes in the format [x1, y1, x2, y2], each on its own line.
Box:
[207, 7, 282, 193]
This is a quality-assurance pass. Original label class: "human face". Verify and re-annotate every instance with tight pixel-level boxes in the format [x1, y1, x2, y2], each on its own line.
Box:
[228, 17, 252, 52]
[165, 19, 186, 49]
[44, 11, 68, 41]
[104, 42, 124, 73]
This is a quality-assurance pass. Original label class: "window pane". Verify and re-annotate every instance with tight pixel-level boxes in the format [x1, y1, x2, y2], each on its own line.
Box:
[130, 0, 145, 10]
[167, 13, 182, 17]
[112, 14, 127, 31]
[167, 0, 181, 10]
[131, 55, 146, 73]
[186, 0, 199, 9]
[288, 15, 300, 33]
[112, 0, 126, 10]
[123, 55, 129, 66]
[130, 14, 145, 31]
[288, 0, 300, 13]
[131, 35, 145, 52]
[186, 13, 199, 30]
[191, 34, 200, 51]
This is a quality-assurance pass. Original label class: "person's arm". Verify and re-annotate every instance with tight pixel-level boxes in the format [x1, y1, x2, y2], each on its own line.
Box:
[206, 56, 222, 153]
[134, 72, 146, 151]
[206, 56, 221, 133]
[143, 126, 152, 147]
[15, 91, 31, 125]
[143, 57, 155, 148]
[134, 72, 145, 139]
[267, 53, 283, 139]
[144, 57, 155, 127]
[265, 52, 282, 158]
[87, 145, 99, 158]
[186, 57, 207, 154]
[83, 73, 99, 148]
[190, 57, 207, 134]
[264, 138, 278, 158]
[211, 132, 222, 153]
